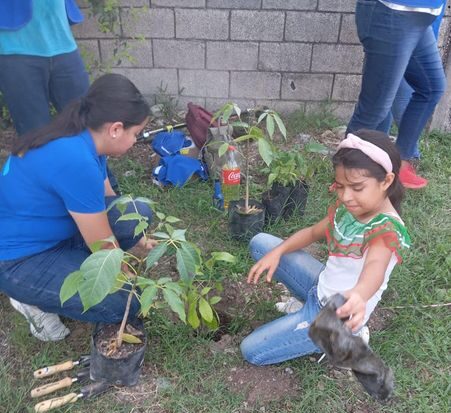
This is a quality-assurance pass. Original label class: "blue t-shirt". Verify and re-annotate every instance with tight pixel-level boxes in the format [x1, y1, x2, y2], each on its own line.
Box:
[0, 130, 107, 260]
[0, 0, 77, 56]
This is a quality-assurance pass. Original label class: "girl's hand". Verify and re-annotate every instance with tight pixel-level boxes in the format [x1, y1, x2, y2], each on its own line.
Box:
[247, 250, 281, 284]
[336, 291, 367, 332]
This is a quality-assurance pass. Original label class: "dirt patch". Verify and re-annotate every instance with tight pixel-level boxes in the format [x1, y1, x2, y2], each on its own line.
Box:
[225, 364, 299, 405]
[367, 307, 395, 332]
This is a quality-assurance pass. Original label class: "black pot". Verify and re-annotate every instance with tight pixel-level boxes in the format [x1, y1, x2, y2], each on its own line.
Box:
[89, 320, 146, 387]
[228, 199, 265, 241]
[262, 183, 292, 222]
[284, 180, 309, 219]
[262, 181, 309, 222]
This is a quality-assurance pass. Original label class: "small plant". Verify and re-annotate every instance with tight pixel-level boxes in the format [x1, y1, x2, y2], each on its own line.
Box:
[213, 103, 287, 214]
[60, 195, 234, 353]
[263, 143, 327, 188]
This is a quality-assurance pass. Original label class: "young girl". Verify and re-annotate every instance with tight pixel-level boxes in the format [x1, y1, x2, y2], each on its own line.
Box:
[241, 129, 411, 366]
[0, 73, 153, 341]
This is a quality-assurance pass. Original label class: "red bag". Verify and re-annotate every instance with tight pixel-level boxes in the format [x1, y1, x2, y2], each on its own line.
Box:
[185, 103, 218, 149]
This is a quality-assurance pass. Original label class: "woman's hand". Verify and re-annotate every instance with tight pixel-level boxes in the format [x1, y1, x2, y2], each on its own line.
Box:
[128, 237, 158, 258]
[247, 250, 282, 284]
[336, 291, 367, 332]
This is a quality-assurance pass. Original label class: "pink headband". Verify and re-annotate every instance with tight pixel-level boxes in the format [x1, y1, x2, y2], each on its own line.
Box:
[337, 133, 393, 173]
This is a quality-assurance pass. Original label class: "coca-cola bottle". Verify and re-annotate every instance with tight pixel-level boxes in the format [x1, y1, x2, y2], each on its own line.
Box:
[221, 146, 240, 210]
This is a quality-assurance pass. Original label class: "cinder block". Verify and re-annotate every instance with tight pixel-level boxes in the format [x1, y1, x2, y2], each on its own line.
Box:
[154, 40, 205, 68]
[231, 72, 281, 99]
[231, 10, 284, 41]
[312, 44, 363, 73]
[118, 0, 147, 6]
[207, 41, 258, 70]
[281, 73, 333, 100]
[179, 70, 229, 98]
[306, 101, 355, 122]
[111, 68, 178, 96]
[262, 0, 317, 10]
[205, 98, 256, 112]
[332, 75, 362, 101]
[318, 0, 356, 13]
[286, 12, 340, 42]
[152, 0, 206, 7]
[207, 0, 261, 9]
[257, 100, 305, 114]
[176, 9, 229, 40]
[77, 39, 100, 62]
[176, 96, 206, 110]
[437, 16, 450, 50]
[100, 39, 153, 68]
[259, 43, 312, 72]
[340, 14, 359, 44]
[122, 8, 174, 38]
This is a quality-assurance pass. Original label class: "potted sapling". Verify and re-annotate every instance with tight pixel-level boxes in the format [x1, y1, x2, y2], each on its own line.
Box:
[261, 143, 327, 222]
[213, 103, 286, 241]
[60, 195, 235, 386]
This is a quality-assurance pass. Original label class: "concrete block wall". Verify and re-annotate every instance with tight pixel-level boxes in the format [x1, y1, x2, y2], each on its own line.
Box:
[74, 0, 451, 127]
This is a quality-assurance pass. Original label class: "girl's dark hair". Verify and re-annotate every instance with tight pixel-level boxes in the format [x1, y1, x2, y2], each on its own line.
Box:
[13, 73, 150, 155]
[332, 129, 404, 213]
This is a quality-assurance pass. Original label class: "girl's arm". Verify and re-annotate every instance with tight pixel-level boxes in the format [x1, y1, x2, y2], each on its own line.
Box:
[247, 216, 328, 284]
[336, 237, 394, 331]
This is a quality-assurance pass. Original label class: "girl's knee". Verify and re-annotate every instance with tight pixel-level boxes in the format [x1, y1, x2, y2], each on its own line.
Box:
[249, 233, 281, 260]
[240, 337, 265, 366]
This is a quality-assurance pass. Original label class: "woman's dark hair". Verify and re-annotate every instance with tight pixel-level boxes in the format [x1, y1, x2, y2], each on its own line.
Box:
[332, 129, 404, 213]
[13, 73, 150, 155]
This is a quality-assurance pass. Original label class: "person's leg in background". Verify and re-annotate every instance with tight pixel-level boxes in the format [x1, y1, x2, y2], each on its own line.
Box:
[395, 28, 446, 187]
[0, 55, 52, 135]
[347, 0, 437, 135]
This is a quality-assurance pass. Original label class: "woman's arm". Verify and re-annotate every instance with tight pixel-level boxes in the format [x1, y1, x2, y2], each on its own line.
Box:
[69, 210, 117, 249]
[104, 177, 116, 196]
[247, 216, 328, 284]
[336, 237, 394, 331]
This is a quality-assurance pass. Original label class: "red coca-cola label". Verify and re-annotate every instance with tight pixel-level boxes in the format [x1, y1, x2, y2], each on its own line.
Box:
[222, 168, 240, 185]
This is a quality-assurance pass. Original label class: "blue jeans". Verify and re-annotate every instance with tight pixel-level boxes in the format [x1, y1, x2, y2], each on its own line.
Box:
[347, 0, 446, 160]
[0, 196, 152, 323]
[240, 233, 325, 366]
[0, 50, 89, 136]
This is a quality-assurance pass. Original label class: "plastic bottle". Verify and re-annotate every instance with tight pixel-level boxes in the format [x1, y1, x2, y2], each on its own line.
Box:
[221, 146, 240, 210]
[212, 179, 224, 211]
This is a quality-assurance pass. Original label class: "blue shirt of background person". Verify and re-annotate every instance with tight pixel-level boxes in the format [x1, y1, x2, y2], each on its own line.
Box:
[0, 0, 82, 56]
[0, 130, 107, 260]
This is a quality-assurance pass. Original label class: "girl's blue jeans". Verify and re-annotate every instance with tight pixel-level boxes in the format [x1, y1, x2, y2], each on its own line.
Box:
[347, 0, 446, 161]
[240, 233, 325, 366]
[0, 196, 152, 324]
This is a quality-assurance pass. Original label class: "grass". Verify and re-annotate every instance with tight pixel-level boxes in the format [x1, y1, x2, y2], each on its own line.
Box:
[0, 112, 450, 413]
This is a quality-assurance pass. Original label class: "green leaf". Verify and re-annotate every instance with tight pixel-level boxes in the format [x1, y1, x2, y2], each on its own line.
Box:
[134, 196, 155, 209]
[273, 112, 287, 139]
[165, 281, 184, 296]
[187, 300, 200, 329]
[164, 223, 174, 236]
[109, 273, 128, 294]
[198, 297, 214, 323]
[249, 126, 265, 139]
[171, 229, 187, 242]
[140, 285, 158, 317]
[230, 121, 249, 129]
[156, 212, 165, 220]
[209, 296, 222, 305]
[183, 242, 202, 266]
[134, 220, 148, 237]
[210, 251, 236, 263]
[121, 333, 142, 344]
[116, 212, 142, 221]
[157, 277, 173, 285]
[218, 142, 229, 158]
[176, 246, 196, 281]
[165, 216, 181, 223]
[258, 138, 274, 166]
[232, 103, 241, 118]
[78, 249, 124, 311]
[60, 270, 83, 305]
[89, 236, 116, 252]
[146, 242, 168, 270]
[304, 142, 329, 154]
[203, 313, 219, 330]
[266, 114, 275, 139]
[201, 287, 212, 295]
[233, 134, 254, 143]
[136, 276, 156, 289]
[257, 111, 268, 124]
[152, 232, 170, 239]
[163, 289, 186, 323]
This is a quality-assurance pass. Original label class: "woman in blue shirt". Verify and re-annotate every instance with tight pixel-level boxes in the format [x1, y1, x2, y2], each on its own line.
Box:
[0, 73, 152, 341]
